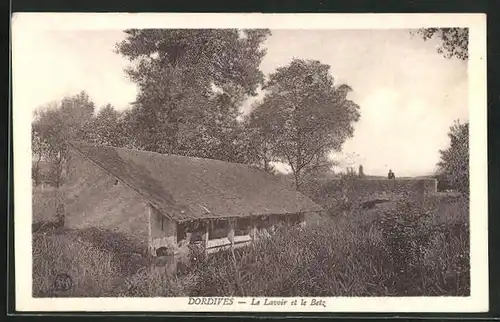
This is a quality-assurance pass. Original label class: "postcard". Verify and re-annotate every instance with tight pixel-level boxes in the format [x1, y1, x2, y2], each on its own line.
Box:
[12, 12, 488, 312]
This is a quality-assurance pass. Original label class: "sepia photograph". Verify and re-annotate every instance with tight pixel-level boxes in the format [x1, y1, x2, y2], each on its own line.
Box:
[13, 13, 487, 312]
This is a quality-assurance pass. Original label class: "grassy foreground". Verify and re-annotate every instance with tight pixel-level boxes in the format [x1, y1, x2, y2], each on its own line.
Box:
[33, 191, 469, 297]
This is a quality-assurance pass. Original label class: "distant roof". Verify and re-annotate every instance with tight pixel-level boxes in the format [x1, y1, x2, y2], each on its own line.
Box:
[68, 141, 322, 222]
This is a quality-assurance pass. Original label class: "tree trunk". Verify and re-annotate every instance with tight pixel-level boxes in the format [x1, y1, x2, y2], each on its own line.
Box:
[293, 170, 301, 191]
[263, 158, 270, 172]
[33, 153, 42, 186]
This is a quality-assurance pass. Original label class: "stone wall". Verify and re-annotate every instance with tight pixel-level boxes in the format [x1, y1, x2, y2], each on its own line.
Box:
[149, 205, 177, 255]
[317, 178, 438, 208]
[345, 178, 437, 198]
[63, 147, 150, 249]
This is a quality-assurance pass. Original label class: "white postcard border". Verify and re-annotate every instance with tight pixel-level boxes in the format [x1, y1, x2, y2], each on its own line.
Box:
[12, 13, 488, 312]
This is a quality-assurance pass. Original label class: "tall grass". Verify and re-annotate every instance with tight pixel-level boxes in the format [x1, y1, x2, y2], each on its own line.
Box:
[192, 195, 469, 297]
[32, 227, 197, 297]
[192, 218, 390, 296]
[32, 194, 469, 297]
[32, 186, 64, 223]
[33, 232, 118, 297]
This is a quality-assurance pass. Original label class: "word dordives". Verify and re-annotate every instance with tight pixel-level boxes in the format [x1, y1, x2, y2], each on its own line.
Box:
[188, 297, 234, 306]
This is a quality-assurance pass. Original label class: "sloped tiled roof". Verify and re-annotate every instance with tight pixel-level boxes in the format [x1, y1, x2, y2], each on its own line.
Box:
[69, 141, 323, 222]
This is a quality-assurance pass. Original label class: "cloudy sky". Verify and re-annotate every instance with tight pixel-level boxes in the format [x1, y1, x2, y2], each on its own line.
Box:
[14, 28, 468, 177]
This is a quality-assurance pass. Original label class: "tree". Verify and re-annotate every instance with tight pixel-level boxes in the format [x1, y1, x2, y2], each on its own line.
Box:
[437, 120, 469, 194]
[31, 125, 47, 185]
[173, 92, 252, 163]
[249, 59, 361, 190]
[358, 164, 365, 178]
[115, 29, 271, 159]
[32, 91, 95, 187]
[345, 167, 357, 177]
[242, 104, 279, 173]
[90, 104, 130, 147]
[412, 28, 469, 60]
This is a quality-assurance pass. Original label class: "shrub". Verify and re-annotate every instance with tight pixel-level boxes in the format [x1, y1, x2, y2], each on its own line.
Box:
[376, 196, 469, 295]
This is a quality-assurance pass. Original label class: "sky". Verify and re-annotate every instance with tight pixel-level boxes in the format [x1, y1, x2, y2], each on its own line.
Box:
[14, 29, 468, 177]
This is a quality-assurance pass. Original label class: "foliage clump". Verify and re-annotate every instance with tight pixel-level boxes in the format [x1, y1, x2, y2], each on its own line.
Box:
[437, 121, 469, 194]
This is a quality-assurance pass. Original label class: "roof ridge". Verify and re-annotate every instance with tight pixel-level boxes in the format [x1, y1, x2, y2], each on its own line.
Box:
[67, 140, 324, 222]
[68, 140, 255, 169]
[69, 140, 316, 197]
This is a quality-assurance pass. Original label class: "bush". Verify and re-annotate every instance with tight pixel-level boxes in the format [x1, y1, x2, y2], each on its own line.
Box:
[376, 197, 469, 295]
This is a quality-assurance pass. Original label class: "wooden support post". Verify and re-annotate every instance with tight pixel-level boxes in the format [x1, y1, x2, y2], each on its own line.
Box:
[270, 216, 276, 234]
[299, 213, 306, 228]
[249, 218, 256, 240]
[228, 219, 235, 248]
[202, 221, 209, 255]
[147, 204, 153, 256]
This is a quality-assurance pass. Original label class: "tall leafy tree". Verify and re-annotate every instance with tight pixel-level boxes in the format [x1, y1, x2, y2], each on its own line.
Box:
[115, 29, 271, 160]
[31, 123, 48, 185]
[242, 105, 279, 173]
[174, 91, 249, 162]
[413, 28, 469, 60]
[91, 104, 130, 147]
[32, 91, 95, 186]
[250, 59, 361, 190]
[437, 120, 469, 194]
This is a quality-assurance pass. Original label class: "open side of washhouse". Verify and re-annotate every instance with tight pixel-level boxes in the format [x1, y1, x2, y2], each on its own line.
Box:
[147, 203, 307, 257]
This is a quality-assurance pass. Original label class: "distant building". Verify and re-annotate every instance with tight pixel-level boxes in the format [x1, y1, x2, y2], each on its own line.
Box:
[64, 141, 323, 262]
